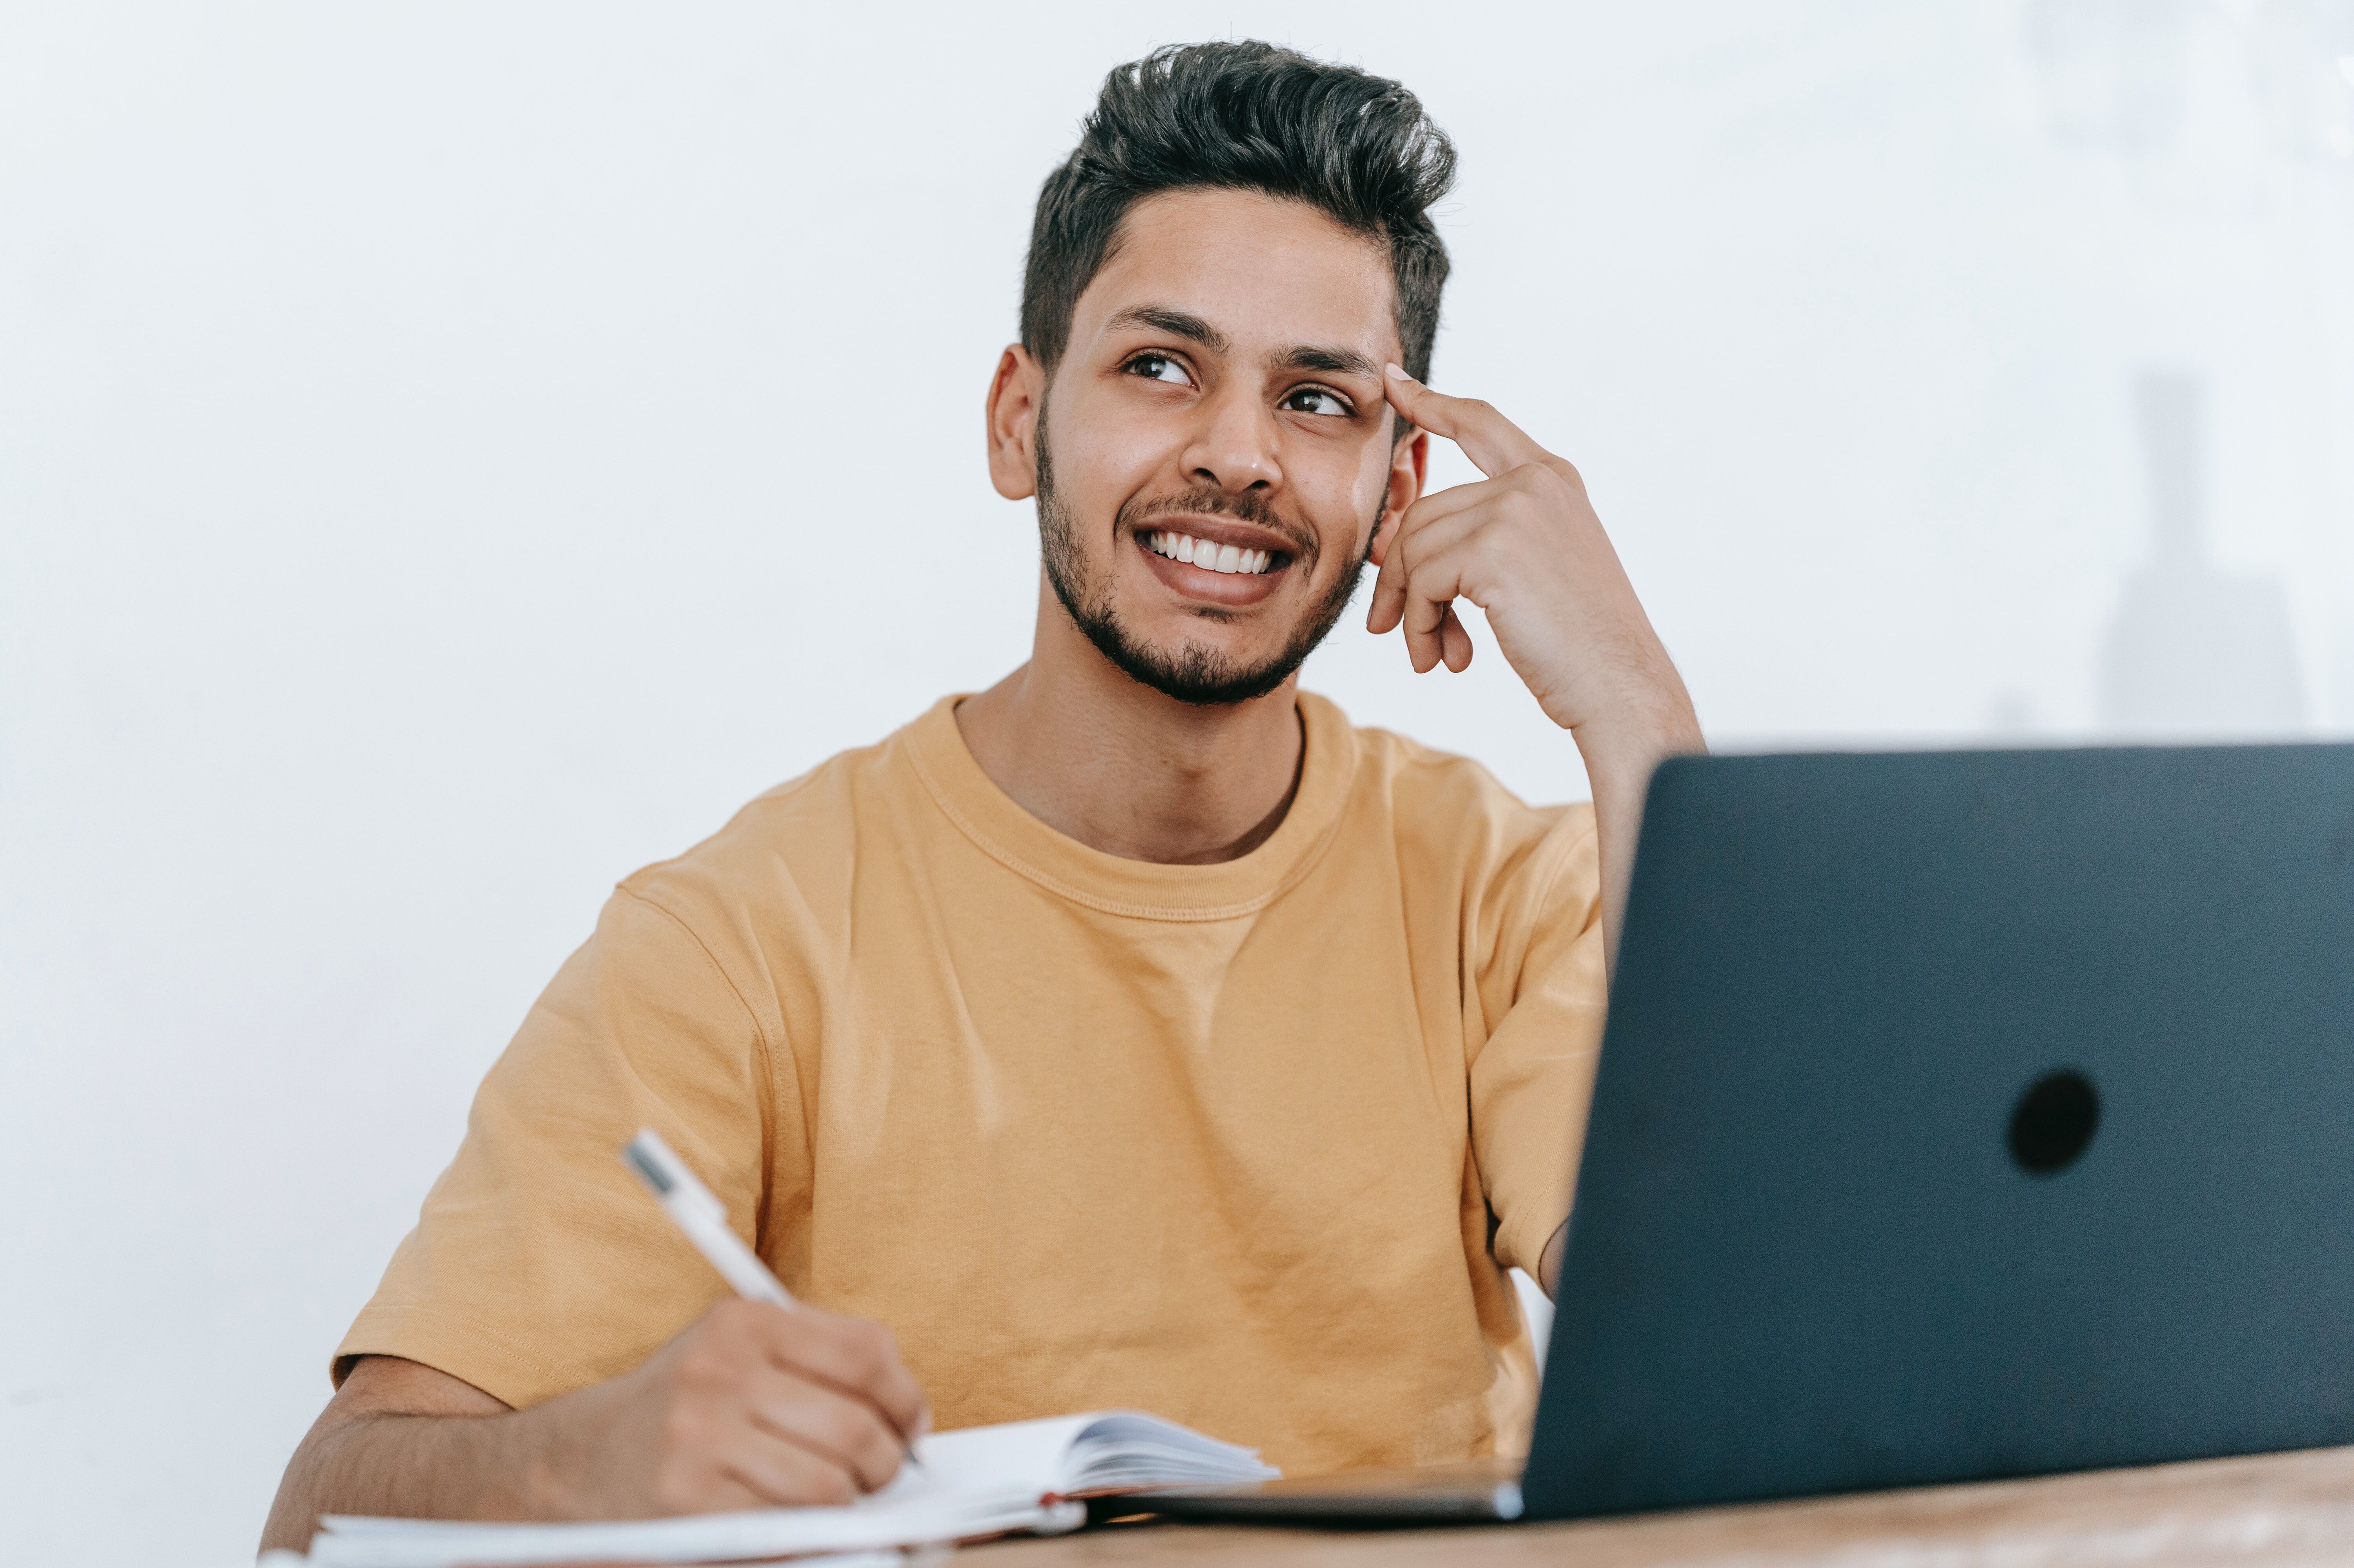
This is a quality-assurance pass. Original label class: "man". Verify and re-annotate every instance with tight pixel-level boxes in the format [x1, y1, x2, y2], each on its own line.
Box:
[262, 40, 1702, 1548]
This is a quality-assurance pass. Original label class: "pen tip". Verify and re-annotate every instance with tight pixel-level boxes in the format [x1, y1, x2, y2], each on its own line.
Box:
[621, 1138, 674, 1196]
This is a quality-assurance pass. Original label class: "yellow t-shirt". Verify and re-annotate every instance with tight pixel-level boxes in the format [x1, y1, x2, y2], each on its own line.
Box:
[338, 693, 1606, 1474]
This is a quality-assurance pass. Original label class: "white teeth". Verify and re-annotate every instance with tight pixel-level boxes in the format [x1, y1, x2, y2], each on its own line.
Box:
[1144, 531, 1278, 574]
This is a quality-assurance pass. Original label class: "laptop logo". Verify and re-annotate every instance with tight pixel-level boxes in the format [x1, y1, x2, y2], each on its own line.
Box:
[2008, 1069, 2101, 1175]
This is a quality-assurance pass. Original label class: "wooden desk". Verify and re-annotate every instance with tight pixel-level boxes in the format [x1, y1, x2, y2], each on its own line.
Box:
[974, 1446, 2354, 1567]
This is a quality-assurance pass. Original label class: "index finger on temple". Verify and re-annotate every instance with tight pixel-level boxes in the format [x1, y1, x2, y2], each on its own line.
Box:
[1382, 364, 1549, 479]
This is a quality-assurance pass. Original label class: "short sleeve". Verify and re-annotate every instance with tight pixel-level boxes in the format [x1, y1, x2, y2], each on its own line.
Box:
[1466, 807, 1607, 1279]
[333, 883, 788, 1408]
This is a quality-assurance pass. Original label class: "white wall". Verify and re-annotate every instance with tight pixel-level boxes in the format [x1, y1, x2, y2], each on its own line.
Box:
[4, 2, 2351, 1559]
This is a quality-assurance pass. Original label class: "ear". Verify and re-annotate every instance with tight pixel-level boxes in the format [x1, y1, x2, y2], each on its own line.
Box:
[985, 344, 1048, 501]
[1368, 425, 1429, 566]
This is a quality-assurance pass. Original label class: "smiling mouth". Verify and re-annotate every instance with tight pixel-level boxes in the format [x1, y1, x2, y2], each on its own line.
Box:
[1142, 530, 1281, 576]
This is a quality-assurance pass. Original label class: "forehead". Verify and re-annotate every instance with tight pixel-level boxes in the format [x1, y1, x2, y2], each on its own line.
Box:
[1073, 187, 1401, 363]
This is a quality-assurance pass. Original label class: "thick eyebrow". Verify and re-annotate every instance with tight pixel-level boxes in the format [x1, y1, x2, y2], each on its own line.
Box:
[1277, 344, 1380, 379]
[1104, 305, 1230, 355]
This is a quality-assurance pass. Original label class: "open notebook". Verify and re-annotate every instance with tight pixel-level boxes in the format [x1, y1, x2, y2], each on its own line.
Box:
[304, 1411, 1279, 1566]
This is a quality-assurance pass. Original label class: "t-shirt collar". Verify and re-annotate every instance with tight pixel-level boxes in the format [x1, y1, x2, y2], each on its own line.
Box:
[901, 690, 1359, 922]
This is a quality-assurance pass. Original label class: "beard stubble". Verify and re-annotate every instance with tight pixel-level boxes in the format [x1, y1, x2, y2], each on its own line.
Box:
[1033, 422, 1377, 707]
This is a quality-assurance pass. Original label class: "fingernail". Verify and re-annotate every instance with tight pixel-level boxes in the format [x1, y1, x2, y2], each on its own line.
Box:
[1385, 362, 1410, 381]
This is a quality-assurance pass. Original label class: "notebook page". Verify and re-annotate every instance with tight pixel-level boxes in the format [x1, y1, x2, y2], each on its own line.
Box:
[1062, 1412, 1280, 1491]
[880, 1413, 1100, 1500]
[310, 1491, 1071, 1568]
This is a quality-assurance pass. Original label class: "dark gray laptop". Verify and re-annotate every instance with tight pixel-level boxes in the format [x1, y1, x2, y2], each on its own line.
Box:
[1141, 742, 2354, 1525]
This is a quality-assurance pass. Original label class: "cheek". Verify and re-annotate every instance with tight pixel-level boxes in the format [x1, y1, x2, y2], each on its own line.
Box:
[1048, 391, 1186, 523]
[1302, 440, 1399, 552]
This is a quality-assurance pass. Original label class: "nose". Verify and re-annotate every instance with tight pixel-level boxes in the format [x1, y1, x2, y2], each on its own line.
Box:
[1180, 382, 1282, 497]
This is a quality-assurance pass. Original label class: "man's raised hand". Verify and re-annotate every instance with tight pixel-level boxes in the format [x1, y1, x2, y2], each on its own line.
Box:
[1369, 364, 1691, 745]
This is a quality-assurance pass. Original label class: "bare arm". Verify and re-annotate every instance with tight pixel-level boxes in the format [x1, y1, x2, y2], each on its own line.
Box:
[1574, 703, 1706, 973]
[262, 1357, 516, 1551]
[1536, 1221, 1568, 1301]
[261, 1301, 929, 1555]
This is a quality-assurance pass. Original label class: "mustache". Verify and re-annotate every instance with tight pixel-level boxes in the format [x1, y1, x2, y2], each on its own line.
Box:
[1115, 485, 1317, 561]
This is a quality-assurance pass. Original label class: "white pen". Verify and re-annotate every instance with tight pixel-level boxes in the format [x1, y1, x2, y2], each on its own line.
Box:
[622, 1127, 795, 1305]
[622, 1127, 929, 1476]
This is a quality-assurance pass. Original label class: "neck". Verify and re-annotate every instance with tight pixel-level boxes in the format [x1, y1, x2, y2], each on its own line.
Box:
[954, 579, 1306, 865]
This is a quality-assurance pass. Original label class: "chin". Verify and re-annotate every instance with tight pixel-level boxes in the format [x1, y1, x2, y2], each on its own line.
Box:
[1140, 614, 1286, 665]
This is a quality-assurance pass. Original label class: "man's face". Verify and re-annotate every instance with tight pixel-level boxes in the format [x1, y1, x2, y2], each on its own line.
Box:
[1001, 188, 1425, 705]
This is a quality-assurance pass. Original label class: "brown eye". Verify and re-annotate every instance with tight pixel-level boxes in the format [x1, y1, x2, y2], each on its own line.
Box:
[1286, 388, 1348, 416]
[1129, 355, 1190, 386]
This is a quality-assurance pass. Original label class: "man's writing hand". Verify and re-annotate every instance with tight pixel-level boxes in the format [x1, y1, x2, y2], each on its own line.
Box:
[261, 1300, 932, 1550]
[568, 1298, 930, 1515]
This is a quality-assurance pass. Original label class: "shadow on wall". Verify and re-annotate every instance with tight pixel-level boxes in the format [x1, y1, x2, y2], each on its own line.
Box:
[2095, 368, 2307, 740]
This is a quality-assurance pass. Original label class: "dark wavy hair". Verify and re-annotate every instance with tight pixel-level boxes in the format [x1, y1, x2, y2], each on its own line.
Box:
[1020, 42, 1456, 386]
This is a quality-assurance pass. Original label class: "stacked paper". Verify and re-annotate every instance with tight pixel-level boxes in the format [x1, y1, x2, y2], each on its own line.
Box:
[306, 1491, 1082, 1567]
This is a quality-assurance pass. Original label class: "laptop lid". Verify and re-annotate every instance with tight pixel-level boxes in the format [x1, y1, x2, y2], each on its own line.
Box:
[1524, 743, 2354, 1521]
